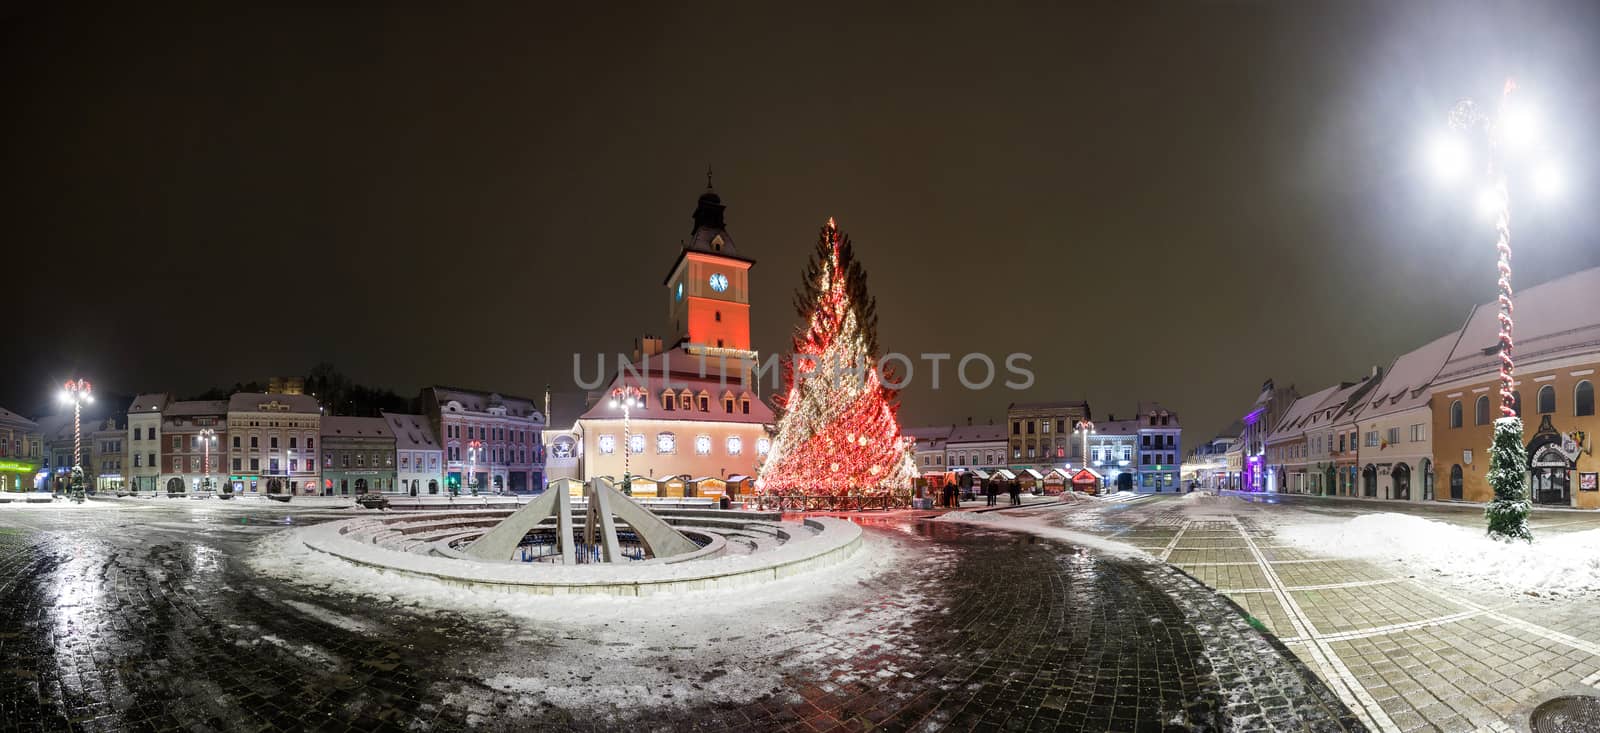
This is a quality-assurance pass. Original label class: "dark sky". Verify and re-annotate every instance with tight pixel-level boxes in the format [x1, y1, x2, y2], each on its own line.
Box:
[5, 2, 1599, 439]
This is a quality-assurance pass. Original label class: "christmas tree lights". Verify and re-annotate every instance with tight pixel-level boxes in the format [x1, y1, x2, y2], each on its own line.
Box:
[757, 219, 916, 497]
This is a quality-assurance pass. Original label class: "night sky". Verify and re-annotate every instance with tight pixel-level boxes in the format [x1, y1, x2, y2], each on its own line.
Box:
[5, 2, 1599, 440]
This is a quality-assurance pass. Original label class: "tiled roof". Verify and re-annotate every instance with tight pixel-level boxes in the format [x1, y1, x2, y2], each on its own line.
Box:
[129, 393, 169, 413]
[227, 392, 321, 414]
[1437, 266, 1600, 384]
[381, 412, 440, 451]
[427, 386, 544, 421]
[578, 346, 774, 424]
[1266, 384, 1340, 441]
[320, 416, 393, 439]
[1355, 331, 1461, 421]
[2, 407, 42, 432]
[948, 424, 1007, 443]
[167, 400, 228, 417]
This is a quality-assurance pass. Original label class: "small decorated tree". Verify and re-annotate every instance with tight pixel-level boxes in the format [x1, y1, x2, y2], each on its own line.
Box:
[1484, 416, 1531, 542]
[758, 219, 916, 497]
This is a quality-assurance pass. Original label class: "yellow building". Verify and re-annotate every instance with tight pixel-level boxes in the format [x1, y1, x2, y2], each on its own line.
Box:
[1429, 269, 1600, 507]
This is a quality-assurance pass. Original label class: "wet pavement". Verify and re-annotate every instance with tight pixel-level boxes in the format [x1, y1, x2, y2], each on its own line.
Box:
[0, 499, 1360, 731]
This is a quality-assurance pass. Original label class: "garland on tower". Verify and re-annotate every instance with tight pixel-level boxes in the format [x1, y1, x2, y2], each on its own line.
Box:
[757, 219, 916, 497]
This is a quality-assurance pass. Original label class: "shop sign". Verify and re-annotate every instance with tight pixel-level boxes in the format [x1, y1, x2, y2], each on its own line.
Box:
[0, 460, 40, 472]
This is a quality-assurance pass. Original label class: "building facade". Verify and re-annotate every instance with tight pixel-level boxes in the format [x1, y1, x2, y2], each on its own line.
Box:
[572, 187, 775, 489]
[226, 392, 322, 494]
[126, 394, 167, 493]
[382, 411, 444, 496]
[1006, 401, 1092, 472]
[1430, 269, 1600, 508]
[1183, 423, 1239, 490]
[160, 400, 228, 494]
[1229, 379, 1299, 492]
[1299, 374, 1379, 497]
[91, 419, 125, 493]
[320, 416, 396, 495]
[1134, 402, 1182, 492]
[946, 423, 1009, 472]
[0, 407, 43, 492]
[424, 387, 545, 494]
[1346, 337, 1456, 503]
[1087, 418, 1138, 492]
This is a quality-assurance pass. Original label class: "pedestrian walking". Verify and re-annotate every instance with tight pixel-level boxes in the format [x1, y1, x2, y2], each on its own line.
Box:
[1008, 480, 1022, 506]
[984, 479, 997, 507]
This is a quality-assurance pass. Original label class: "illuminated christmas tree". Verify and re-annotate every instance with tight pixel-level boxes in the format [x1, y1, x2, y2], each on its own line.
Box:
[757, 219, 916, 497]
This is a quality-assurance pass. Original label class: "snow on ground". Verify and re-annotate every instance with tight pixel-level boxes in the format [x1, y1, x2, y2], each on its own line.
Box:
[250, 527, 921, 719]
[1277, 512, 1600, 597]
[0, 496, 122, 510]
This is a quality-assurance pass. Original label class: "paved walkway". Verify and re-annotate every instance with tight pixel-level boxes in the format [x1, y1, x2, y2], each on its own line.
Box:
[0, 499, 1359, 731]
[1014, 494, 1600, 733]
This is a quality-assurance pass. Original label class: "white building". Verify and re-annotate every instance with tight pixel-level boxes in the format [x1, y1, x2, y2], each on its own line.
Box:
[126, 394, 167, 494]
[382, 411, 444, 496]
[1134, 402, 1182, 492]
[946, 423, 1008, 471]
[1087, 418, 1139, 492]
[1351, 334, 1457, 502]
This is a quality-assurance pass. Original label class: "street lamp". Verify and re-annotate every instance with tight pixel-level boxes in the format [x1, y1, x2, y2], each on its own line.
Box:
[198, 428, 215, 493]
[57, 379, 93, 501]
[467, 439, 482, 495]
[1429, 79, 1565, 540]
[609, 385, 645, 490]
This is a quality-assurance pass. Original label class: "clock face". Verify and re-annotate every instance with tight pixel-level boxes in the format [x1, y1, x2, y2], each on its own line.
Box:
[708, 273, 729, 292]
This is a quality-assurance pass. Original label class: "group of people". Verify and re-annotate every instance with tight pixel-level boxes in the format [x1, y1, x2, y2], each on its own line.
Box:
[939, 478, 1023, 507]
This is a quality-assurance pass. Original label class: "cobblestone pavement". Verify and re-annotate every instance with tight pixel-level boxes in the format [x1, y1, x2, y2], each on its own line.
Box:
[1010, 493, 1600, 733]
[0, 499, 1359, 731]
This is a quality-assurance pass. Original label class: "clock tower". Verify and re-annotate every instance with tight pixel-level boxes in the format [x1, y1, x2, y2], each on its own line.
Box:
[663, 185, 755, 353]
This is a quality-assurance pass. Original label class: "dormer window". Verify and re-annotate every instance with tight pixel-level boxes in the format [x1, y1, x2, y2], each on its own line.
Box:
[662, 392, 675, 411]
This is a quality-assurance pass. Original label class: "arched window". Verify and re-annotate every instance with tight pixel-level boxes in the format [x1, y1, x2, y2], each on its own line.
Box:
[1475, 395, 1490, 425]
[1449, 400, 1463, 429]
[1538, 384, 1556, 414]
[1577, 380, 1595, 417]
[1449, 464, 1463, 500]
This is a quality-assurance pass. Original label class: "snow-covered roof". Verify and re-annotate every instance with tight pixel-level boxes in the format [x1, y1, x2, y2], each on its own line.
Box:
[167, 400, 228, 417]
[1302, 376, 1377, 431]
[579, 345, 774, 425]
[1008, 400, 1089, 412]
[947, 424, 1006, 444]
[1265, 385, 1340, 443]
[1436, 266, 1600, 384]
[1355, 330, 1461, 421]
[0, 406, 40, 432]
[129, 393, 169, 413]
[1094, 419, 1141, 436]
[427, 386, 543, 421]
[320, 416, 394, 439]
[381, 412, 440, 452]
[1135, 402, 1180, 427]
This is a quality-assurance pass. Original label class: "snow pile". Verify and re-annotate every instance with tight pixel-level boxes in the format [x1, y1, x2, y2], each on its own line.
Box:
[1278, 513, 1600, 597]
[0, 496, 121, 510]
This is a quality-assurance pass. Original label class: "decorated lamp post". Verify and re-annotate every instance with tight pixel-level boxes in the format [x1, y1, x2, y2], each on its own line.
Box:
[198, 428, 215, 493]
[1074, 419, 1094, 469]
[609, 385, 645, 492]
[1428, 78, 1564, 541]
[57, 379, 93, 501]
[467, 439, 482, 494]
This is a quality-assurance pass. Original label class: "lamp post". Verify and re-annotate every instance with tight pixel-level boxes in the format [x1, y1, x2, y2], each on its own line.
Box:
[57, 379, 93, 501]
[467, 439, 482, 495]
[1428, 78, 1564, 540]
[198, 428, 215, 494]
[609, 385, 645, 490]
[1073, 419, 1095, 492]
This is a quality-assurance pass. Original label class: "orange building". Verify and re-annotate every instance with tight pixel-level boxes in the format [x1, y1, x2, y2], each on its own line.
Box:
[1429, 269, 1600, 507]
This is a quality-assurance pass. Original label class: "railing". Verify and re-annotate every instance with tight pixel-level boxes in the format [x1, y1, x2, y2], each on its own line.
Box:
[750, 494, 915, 512]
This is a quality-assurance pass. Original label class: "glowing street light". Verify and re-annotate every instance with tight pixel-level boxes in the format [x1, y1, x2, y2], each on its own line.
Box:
[57, 379, 92, 500]
[198, 428, 216, 493]
[610, 385, 646, 487]
[1074, 419, 1095, 486]
[1432, 78, 1567, 540]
